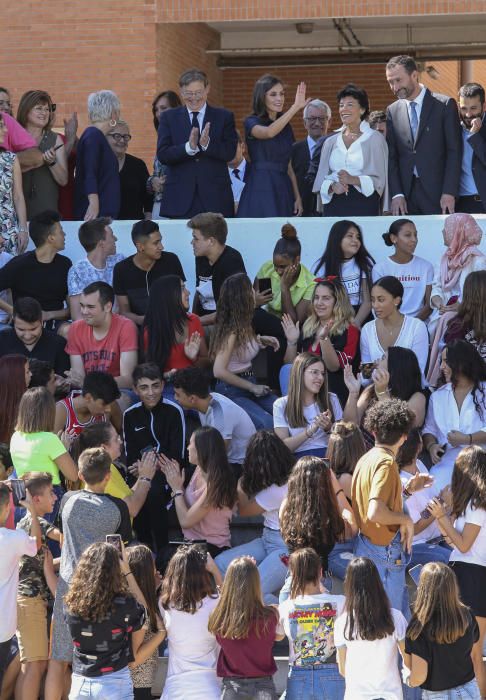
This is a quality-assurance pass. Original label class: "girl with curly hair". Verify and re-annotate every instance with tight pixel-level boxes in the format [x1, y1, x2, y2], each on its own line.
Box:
[211, 273, 279, 429]
[274, 352, 352, 457]
[423, 340, 486, 490]
[403, 562, 480, 699]
[64, 542, 148, 699]
[161, 426, 237, 557]
[214, 430, 295, 602]
[279, 455, 356, 603]
[159, 544, 222, 699]
[428, 446, 486, 696]
[209, 556, 284, 699]
[278, 548, 346, 700]
[281, 278, 360, 404]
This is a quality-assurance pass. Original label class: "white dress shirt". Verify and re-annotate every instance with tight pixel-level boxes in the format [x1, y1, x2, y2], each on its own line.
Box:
[228, 159, 246, 202]
[185, 103, 209, 155]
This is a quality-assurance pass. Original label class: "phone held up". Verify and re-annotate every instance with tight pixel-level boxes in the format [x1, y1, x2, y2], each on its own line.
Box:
[106, 534, 123, 555]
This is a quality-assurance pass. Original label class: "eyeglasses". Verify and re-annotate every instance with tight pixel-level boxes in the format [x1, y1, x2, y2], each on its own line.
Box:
[109, 133, 132, 142]
[305, 116, 327, 123]
[181, 90, 205, 99]
[305, 369, 326, 378]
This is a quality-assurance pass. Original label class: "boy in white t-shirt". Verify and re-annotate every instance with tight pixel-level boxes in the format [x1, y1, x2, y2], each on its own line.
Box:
[0, 482, 40, 687]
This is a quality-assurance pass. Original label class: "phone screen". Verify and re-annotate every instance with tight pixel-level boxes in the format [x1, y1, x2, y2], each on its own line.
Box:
[10, 479, 26, 507]
[106, 534, 122, 555]
[258, 278, 272, 294]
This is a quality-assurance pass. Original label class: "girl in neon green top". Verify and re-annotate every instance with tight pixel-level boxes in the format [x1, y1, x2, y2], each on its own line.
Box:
[255, 223, 315, 323]
[10, 387, 78, 485]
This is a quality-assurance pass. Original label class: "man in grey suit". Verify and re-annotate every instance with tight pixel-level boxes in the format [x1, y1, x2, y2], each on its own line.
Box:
[385, 55, 462, 216]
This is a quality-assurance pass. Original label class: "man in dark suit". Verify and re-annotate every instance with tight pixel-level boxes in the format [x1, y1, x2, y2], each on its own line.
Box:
[157, 68, 238, 219]
[291, 99, 331, 216]
[227, 131, 249, 214]
[457, 82, 486, 214]
[385, 55, 462, 216]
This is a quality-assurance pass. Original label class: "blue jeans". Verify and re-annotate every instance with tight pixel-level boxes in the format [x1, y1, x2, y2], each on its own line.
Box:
[282, 663, 344, 700]
[69, 666, 133, 700]
[215, 377, 276, 430]
[279, 363, 292, 395]
[354, 531, 410, 618]
[409, 541, 451, 568]
[69, 667, 133, 699]
[215, 527, 288, 604]
[328, 538, 356, 580]
[422, 679, 480, 699]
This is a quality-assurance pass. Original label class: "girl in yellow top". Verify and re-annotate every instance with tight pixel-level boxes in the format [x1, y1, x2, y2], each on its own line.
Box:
[255, 223, 315, 324]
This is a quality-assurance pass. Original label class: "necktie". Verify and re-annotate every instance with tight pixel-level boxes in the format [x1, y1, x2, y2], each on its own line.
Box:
[191, 111, 199, 130]
[409, 101, 418, 140]
[232, 168, 241, 180]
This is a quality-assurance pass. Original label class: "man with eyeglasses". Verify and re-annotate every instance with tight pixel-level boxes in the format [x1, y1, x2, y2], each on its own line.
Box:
[0, 87, 44, 173]
[291, 99, 332, 216]
[157, 68, 238, 219]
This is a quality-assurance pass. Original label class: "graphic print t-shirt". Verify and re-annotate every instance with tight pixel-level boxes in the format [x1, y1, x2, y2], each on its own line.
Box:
[66, 594, 145, 677]
[279, 593, 345, 666]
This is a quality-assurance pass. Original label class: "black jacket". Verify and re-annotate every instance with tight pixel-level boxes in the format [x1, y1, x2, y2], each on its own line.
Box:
[467, 118, 486, 204]
[123, 398, 186, 468]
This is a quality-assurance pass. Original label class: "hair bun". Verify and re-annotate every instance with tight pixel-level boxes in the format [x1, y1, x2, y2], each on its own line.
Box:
[281, 223, 298, 240]
[382, 232, 393, 247]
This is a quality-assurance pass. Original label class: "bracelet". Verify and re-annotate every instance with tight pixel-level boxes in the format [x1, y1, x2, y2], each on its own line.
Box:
[139, 477, 152, 485]
[287, 340, 298, 346]
[335, 489, 344, 498]
[123, 571, 133, 578]
[376, 389, 389, 396]
[171, 490, 184, 498]
[305, 426, 314, 439]
[18, 227, 28, 233]
[403, 488, 412, 499]
[469, 434, 473, 445]
[47, 160, 57, 167]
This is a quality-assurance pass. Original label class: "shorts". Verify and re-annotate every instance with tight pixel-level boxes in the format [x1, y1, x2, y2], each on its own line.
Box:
[0, 635, 19, 689]
[50, 579, 73, 662]
[17, 594, 49, 662]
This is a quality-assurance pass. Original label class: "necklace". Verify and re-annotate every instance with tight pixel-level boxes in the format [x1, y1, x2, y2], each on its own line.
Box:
[380, 315, 403, 335]
[344, 129, 360, 139]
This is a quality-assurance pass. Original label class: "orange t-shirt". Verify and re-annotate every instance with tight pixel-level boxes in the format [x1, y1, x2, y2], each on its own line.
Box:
[352, 446, 403, 546]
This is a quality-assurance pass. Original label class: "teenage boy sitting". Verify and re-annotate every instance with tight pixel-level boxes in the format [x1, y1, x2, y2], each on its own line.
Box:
[0, 482, 40, 694]
[45, 447, 132, 700]
[123, 362, 185, 552]
[16, 472, 60, 700]
[173, 366, 255, 471]
[54, 370, 122, 436]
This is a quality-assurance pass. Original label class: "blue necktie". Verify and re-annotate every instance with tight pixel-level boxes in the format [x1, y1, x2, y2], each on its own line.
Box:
[410, 101, 418, 140]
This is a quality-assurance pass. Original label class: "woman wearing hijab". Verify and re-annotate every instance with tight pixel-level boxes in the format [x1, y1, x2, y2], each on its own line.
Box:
[427, 213, 486, 385]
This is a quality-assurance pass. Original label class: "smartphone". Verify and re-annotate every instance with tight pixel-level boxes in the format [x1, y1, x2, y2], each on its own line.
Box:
[359, 361, 377, 380]
[10, 479, 26, 507]
[409, 564, 423, 586]
[258, 278, 272, 294]
[106, 534, 122, 555]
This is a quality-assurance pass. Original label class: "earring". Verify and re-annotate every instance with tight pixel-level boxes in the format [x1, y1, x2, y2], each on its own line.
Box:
[109, 119, 117, 127]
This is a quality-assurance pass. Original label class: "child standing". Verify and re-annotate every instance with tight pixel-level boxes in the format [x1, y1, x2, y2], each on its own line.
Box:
[208, 556, 283, 699]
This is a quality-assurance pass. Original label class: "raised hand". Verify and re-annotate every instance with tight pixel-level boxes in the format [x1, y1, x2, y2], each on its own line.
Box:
[200, 122, 210, 149]
[343, 364, 361, 395]
[281, 314, 300, 343]
[371, 367, 390, 394]
[293, 82, 309, 111]
[184, 332, 201, 361]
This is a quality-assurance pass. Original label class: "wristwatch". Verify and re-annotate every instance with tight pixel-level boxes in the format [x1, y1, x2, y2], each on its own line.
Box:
[139, 477, 152, 485]
[171, 490, 184, 498]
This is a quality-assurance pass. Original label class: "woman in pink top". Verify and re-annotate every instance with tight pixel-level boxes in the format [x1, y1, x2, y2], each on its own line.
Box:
[161, 427, 237, 557]
[211, 273, 280, 430]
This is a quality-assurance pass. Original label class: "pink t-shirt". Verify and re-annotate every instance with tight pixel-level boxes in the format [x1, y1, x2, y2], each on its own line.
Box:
[182, 467, 233, 549]
[1, 113, 36, 152]
[66, 313, 138, 377]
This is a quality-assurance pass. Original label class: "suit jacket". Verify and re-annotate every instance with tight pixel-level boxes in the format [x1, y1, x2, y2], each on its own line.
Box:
[467, 118, 486, 204]
[386, 89, 462, 206]
[291, 139, 318, 216]
[157, 104, 238, 218]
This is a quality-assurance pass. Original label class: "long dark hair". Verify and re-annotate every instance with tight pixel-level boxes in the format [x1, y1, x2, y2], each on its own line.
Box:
[0, 355, 28, 443]
[193, 427, 237, 510]
[126, 545, 159, 633]
[152, 90, 181, 129]
[363, 347, 423, 405]
[210, 274, 255, 358]
[451, 445, 486, 519]
[444, 340, 486, 419]
[313, 220, 374, 302]
[280, 457, 345, 553]
[240, 430, 295, 498]
[160, 544, 216, 614]
[343, 557, 394, 641]
[144, 275, 187, 370]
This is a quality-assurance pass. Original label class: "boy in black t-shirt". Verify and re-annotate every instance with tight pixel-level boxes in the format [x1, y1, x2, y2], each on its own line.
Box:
[0, 210, 71, 332]
[188, 212, 246, 326]
[113, 219, 185, 326]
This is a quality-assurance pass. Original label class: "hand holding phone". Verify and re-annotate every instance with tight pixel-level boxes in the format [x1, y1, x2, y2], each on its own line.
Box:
[106, 534, 122, 556]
